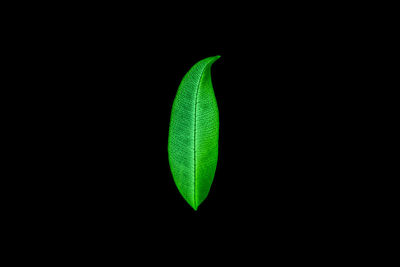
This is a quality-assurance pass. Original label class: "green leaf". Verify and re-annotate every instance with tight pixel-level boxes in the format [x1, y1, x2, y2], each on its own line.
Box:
[168, 56, 220, 210]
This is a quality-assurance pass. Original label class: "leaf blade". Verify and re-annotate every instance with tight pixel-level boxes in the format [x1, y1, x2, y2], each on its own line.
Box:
[168, 56, 220, 210]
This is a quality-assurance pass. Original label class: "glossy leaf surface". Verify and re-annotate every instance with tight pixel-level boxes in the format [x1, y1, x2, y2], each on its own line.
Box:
[168, 56, 220, 210]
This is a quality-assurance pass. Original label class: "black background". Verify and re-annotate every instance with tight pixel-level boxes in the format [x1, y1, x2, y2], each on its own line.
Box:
[9, 6, 370, 256]
[30, 38, 347, 238]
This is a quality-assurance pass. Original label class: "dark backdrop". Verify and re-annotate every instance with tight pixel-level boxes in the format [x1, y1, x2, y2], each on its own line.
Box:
[16, 11, 364, 254]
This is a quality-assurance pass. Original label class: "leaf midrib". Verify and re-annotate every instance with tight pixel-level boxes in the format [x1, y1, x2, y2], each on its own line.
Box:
[193, 63, 208, 209]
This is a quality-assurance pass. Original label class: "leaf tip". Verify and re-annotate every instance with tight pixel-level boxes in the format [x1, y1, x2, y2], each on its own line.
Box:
[207, 55, 221, 64]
